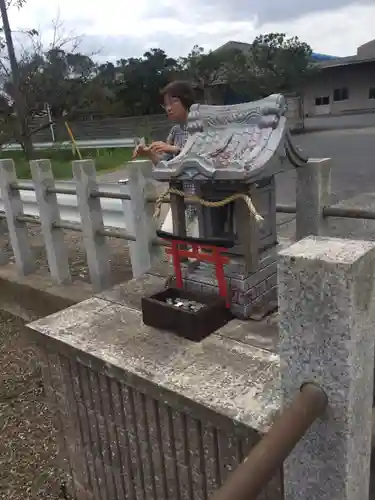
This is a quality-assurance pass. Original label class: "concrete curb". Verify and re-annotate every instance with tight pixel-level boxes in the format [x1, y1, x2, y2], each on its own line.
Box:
[0, 263, 94, 321]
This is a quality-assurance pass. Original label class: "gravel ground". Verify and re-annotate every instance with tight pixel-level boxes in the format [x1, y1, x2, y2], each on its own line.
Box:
[0, 312, 66, 500]
[0, 220, 144, 285]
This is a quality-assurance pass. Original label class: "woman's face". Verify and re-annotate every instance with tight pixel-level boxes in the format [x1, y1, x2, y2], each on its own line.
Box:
[163, 95, 187, 121]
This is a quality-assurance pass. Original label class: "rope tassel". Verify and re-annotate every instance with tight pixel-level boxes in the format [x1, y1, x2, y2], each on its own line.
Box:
[153, 188, 264, 222]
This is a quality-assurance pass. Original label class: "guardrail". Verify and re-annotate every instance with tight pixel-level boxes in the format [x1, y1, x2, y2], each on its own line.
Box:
[1, 138, 136, 151]
[1, 179, 132, 229]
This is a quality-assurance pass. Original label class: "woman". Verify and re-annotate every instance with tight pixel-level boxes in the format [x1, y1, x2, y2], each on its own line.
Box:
[133, 80, 197, 228]
[133, 80, 194, 163]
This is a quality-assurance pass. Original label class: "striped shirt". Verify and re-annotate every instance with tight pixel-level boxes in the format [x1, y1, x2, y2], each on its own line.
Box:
[163, 124, 196, 221]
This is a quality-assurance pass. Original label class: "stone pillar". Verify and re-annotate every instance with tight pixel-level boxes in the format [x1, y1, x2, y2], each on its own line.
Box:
[295, 158, 331, 240]
[73, 159, 111, 291]
[121, 160, 159, 278]
[0, 158, 35, 273]
[30, 159, 71, 284]
[278, 236, 375, 500]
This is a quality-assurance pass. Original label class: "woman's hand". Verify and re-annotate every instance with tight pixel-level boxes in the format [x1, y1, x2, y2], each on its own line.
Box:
[132, 143, 151, 159]
[149, 141, 178, 155]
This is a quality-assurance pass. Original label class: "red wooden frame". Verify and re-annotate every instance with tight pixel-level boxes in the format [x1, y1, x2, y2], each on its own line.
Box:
[164, 239, 230, 307]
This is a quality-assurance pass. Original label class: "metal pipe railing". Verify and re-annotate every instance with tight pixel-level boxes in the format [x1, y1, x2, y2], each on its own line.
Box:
[275, 204, 296, 214]
[323, 206, 375, 220]
[210, 383, 328, 500]
[7, 181, 172, 204]
[14, 213, 169, 246]
[276, 204, 375, 221]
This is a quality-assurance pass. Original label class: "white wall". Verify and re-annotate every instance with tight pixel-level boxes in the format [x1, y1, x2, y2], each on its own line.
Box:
[303, 62, 375, 116]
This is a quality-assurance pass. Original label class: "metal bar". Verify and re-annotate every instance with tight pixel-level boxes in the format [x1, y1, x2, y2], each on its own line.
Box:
[47, 186, 77, 196]
[323, 206, 375, 220]
[91, 190, 170, 203]
[97, 228, 136, 241]
[16, 214, 42, 225]
[276, 204, 297, 214]
[10, 182, 35, 191]
[53, 222, 83, 232]
[210, 383, 328, 500]
[91, 190, 131, 201]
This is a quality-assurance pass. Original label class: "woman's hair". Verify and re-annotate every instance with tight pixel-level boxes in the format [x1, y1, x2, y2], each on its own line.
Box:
[161, 80, 196, 110]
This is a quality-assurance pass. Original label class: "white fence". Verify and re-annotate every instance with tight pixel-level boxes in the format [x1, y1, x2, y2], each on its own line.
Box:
[0, 158, 162, 290]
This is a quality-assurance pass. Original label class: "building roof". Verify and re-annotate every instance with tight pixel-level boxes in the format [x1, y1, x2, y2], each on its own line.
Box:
[214, 40, 252, 53]
[316, 55, 375, 69]
[214, 39, 375, 70]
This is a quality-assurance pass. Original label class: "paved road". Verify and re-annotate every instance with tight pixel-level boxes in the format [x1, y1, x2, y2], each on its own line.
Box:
[304, 112, 375, 132]
[277, 126, 375, 205]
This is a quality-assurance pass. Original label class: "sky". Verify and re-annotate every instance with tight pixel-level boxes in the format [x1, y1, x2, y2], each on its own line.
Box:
[6, 0, 375, 63]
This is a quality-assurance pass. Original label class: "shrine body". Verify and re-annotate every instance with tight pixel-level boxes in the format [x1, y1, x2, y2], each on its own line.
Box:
[153, 94, 307, 319]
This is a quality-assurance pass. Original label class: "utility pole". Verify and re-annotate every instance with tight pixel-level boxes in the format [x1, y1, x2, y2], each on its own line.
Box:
[0, 0, 33, 158]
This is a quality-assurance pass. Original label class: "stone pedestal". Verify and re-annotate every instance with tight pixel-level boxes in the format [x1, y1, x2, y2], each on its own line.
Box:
[279, 236, 375, 500]
[183, 247, 277, 319]
[27, 273, 282, 500]
[182, 177, 278, 319]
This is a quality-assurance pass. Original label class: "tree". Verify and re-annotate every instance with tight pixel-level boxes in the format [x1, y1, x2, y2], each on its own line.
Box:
[0, 0, 35, 157]
[179, 45, 232, 103]
[110, 49, 179, 116]
[248, 33, 313, 96]
[0, 15, 112, 143]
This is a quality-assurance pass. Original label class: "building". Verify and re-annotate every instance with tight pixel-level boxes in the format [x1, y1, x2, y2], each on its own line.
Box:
[303, 39, 375, 116]
[213, 39, 375, 117]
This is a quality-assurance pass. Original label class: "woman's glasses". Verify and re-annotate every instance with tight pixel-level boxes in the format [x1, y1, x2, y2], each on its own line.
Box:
[161, 98, 181, 111]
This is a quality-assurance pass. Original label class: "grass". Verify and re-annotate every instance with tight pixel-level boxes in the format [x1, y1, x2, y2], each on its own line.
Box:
[0, 147, 134, 179]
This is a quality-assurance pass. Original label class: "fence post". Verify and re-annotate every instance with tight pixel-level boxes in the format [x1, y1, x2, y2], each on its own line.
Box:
[121, 160, 160, 278]
[295, 158, 331, 240]
[0, 158, 36, 274]
[30, 159, 71, 284]
[278, 236, 375, 500]
[73, 159, 111, 291]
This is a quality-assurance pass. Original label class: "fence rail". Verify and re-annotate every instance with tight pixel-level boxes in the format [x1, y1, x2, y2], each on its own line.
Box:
[277, 203, 375, 221]
[0, 179, 136, 229]
[1, 138, 136, 151]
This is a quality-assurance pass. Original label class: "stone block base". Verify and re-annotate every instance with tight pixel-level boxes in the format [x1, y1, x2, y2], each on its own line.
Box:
[183, 246, 278, 319]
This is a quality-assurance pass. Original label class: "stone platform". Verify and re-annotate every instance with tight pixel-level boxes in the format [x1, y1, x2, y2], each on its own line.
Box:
[27, 272, 282, 500]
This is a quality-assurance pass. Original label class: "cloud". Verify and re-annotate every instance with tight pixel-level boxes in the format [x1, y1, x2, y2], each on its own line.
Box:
[6, 0, 375, 62]
[185, 0, 373, 24]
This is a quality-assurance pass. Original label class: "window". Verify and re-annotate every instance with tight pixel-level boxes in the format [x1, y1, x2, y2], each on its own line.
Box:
[333, 88, 349, 101]
[369, 88, 375, 100]
[315, 96, 330, 106]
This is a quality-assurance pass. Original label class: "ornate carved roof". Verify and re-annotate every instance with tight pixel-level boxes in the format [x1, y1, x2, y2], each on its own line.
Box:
[152, 94, 308, 183]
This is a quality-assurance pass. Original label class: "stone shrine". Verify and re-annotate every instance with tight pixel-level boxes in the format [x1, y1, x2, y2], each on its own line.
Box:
[153, 94, 308, 319]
